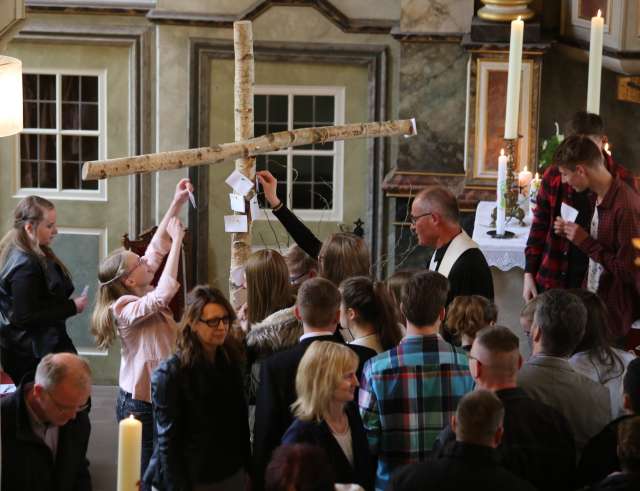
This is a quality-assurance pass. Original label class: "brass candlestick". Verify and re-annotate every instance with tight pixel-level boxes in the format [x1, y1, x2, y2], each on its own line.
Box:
[478, 0, 535, 22]
[491, 138, 525, 228]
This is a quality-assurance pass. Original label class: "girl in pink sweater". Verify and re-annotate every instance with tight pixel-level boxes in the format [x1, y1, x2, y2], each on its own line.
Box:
[91, 178, 191, 489]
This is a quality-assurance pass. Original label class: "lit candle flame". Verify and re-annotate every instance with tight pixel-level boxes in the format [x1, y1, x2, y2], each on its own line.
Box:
[535, 172, 539, 180]
[517, 16, 522, 22]
[500, 148, 505, 157]
[597, 9, 602, 18]
[604, 143, 611, 155]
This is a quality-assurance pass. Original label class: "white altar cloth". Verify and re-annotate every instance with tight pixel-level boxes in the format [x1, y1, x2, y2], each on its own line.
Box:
[472, 200, 530, 272]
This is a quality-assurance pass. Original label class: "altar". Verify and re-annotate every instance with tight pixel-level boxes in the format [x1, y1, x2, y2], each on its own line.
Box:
[472, 200, 531, 358]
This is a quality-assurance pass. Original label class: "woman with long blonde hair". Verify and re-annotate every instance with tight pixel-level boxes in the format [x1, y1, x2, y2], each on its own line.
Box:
[0, 196, 88, 383]
[90, 178, 191, 489]
[144, 285, 250, 491]
[283, 341, 374, 490]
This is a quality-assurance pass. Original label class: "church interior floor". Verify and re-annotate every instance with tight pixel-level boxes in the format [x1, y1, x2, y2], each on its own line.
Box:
[88, 385, 119, 491]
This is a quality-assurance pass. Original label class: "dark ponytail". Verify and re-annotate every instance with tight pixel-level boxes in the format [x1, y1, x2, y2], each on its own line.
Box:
[340, 276, 402, 350]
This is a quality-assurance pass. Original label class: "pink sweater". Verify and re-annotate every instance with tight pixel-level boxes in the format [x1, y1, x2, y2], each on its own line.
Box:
[112, 234, 180, 402]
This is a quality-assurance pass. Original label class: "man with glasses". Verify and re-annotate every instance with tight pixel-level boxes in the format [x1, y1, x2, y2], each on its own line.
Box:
[1, 352, 92, 490]
[410, 186, 493, 304]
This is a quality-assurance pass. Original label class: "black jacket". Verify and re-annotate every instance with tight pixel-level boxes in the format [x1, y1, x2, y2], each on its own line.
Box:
[578, 415, 633, 487]
[253, 333, 376, 489]
[272, 204, 322, 259]
[282, 403, 375, 491]
[389, 441, 536, 491]
[144, 351, 251, 491]
[590, 472, 640, 491]
[0, 248, 77, 378]
[432, 387, 576, 490]
[0, 380, 92, 491]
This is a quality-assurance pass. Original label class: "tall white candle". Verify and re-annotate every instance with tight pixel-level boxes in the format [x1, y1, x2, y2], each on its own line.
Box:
[497, 149, 508, 235]
[117, 415, 142, 491]
[587, 10, 604, 115]
[504, 16, 524, 140]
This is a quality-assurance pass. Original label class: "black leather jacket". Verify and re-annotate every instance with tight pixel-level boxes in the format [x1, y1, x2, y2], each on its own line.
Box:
[144, 351, 251, 491]
[0, 247, 77, 359]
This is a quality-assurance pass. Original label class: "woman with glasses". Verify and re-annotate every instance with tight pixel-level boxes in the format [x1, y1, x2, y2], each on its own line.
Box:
[0, 196, 89, 384]
[282, 341, 374, 491]
[145, 285, 250, 491]
[90, 178, 191, 490]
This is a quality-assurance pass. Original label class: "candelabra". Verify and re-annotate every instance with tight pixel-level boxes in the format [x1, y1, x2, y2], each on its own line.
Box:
[490, 139, 525, 235]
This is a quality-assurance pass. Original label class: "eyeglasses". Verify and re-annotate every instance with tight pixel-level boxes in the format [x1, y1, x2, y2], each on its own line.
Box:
[409, 212, 432, 225]
[199, 316, 231, 329]
[46, 390, 89, 414]
[123, 255, 147, 278]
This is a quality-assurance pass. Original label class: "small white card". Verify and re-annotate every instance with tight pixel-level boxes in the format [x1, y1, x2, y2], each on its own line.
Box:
[230, 266, 245, 287]
[560, 203, 579, 223]
[249, 196, 260, 219]
[188, 190, 197, 209]
[224, 215, 248, 233]
[225, 170, 254, 196]
[229, 193, 245, 213]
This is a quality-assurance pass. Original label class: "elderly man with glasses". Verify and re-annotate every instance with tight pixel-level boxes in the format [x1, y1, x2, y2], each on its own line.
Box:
[1, 352, 92, 491]
[409, 185, 493, 305]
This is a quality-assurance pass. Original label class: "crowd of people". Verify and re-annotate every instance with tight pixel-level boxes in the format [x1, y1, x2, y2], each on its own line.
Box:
[0, 111, 639, 491]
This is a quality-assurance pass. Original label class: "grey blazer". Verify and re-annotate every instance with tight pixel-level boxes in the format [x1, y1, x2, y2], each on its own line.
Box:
[517, 355, 611, 456]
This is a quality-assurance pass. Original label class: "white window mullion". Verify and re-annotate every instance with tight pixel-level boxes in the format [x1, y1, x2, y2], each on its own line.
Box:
[286, 94, 294, 209]
[56, 74, 62, 192]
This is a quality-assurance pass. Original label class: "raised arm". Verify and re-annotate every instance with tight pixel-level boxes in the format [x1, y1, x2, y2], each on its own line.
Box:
[155, 178, 192, 243]
[257, 170, 323, 258]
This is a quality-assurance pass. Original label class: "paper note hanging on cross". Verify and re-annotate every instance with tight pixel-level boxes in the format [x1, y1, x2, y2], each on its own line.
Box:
[560, 203, 579, 223]
[229, 193, 246, 213]
[225, 170, 254, 196]
[224, 215, 248, 233]
[230, 265, 245, 287]
[249, 196, 260, 220]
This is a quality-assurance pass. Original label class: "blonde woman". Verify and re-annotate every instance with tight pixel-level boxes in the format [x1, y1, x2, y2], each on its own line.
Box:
[144, 285, 250, 491]
[0, 196, 88, 383]
[90, 178, 191, 488]
[282, 341, 374, 491]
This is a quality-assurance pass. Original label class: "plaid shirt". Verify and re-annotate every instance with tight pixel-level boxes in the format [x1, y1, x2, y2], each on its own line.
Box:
[575, 176, 640, 336]
[358, 334, 473, 491]
[525, 154, 636, 289]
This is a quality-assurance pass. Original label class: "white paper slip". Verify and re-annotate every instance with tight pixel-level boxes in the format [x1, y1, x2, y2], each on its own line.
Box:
[225, 170, 254, 196]
[188, 190, 197, 209]
[249, 196, 260, 219]
[230, 266, 245, 287]
[81, 285, 89, 296]
[224, 215, 248, 233]
[560, 202, 579, 223]
[229, 193, 246, 213]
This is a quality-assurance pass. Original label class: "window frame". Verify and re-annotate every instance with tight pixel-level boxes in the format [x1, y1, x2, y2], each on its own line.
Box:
[254, 85, 345, 222]
[14, 68, 108, 201]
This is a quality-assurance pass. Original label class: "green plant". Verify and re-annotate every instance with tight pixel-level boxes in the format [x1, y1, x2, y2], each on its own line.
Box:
[538, 122, 564, 171]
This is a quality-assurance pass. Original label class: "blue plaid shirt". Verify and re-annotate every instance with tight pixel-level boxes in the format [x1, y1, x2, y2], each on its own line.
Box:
[358, 334, 473, 491]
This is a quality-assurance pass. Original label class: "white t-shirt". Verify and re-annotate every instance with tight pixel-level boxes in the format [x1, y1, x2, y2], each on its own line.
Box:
[569, 349, 637, 418]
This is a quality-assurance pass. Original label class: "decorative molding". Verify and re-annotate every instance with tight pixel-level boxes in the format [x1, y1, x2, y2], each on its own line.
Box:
[26, 0, 150, 15]
[558, 36, 640, 59]
[147, 0, 395, 34]
[389, 27, 463, 44]
[188, 39, 389, 279]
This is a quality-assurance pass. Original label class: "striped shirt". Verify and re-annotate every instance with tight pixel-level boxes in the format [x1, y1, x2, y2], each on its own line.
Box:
[358, 334, 473, 491]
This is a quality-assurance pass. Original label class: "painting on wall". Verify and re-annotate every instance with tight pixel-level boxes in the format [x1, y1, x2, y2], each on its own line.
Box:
[469, 58, 535, 180]
[578, 0, 609, 20]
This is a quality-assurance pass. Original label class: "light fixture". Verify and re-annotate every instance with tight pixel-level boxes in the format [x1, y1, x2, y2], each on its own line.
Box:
[0, 55, 23, 137]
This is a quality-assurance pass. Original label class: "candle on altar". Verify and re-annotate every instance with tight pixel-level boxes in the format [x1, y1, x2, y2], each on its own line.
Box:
[496, 149, 508, 235]
[504, 16, 524, 140]
[587, 9, 604, 115]
[117, 414, 142, 491]
[518, 165, 533, 188]
[529, 172, 541, 221]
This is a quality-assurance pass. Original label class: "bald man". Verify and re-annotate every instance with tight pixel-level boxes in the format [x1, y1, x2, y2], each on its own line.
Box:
[1, 352, 92, 491]
[409, 186, 493, 304]
[433, 326, 576, 490]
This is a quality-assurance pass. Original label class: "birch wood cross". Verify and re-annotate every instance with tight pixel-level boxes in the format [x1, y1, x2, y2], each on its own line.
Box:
[81, 20, 416, 306]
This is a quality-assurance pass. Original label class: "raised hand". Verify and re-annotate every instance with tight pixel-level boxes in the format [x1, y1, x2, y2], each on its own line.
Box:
[256, 170, 280, 208]
[167, 216, 185, 243]
[173, 178, 193, 206]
